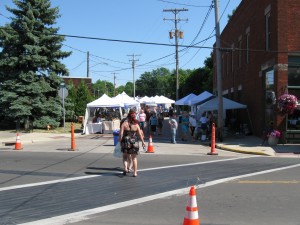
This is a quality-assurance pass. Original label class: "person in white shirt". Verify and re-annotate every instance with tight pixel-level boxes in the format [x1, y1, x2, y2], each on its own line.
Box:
[138, 109, 146, 131]
[189, 113, 197, 141]
[169, 114, 178, 144]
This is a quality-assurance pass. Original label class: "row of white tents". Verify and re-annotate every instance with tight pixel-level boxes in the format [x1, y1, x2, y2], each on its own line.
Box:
[82, 90, 247, 134]
[82, 92, 175, 134]
[175, 91, 247, 111]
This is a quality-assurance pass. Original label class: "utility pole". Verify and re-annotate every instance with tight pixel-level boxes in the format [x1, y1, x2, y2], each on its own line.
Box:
[87, 51, 90, 78]
[127, 54, 140, 98]
[213, 0, 223, 140]
[112, 72, 118, 96]
[163, 8, 188, 102]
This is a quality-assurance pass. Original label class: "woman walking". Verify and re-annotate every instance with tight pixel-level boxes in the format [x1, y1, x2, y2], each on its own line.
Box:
[119, 110, 146, 177]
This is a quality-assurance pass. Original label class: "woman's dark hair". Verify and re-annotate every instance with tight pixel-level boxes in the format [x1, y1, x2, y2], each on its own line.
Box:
[127, 109, 139, 125]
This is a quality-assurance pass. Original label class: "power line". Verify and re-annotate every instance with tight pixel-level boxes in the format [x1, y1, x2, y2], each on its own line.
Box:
[158, 0, 211, 8]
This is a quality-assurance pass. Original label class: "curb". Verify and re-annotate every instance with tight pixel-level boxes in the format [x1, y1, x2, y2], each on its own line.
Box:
[216, 144, 273, 156]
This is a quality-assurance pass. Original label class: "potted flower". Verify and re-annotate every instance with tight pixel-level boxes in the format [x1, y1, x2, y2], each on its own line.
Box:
[277, 94, 298, 115]
[267, 129, 281, 146]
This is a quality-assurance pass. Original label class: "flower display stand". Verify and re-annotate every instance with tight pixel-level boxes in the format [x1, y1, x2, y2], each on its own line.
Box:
[268, 136, 278, 146]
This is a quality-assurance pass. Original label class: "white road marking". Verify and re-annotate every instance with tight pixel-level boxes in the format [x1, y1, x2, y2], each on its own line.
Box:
[0, 155, 256, 192]
[19, 162, 300, 225]
[0, 175, 99, 192]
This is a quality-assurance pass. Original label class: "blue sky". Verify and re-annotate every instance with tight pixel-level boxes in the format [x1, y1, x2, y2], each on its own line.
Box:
[0, 0, 241, 87]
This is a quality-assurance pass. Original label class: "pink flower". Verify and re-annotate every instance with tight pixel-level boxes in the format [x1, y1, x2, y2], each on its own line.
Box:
[278, 94, 298, 115]
[269, 130, 281, 138]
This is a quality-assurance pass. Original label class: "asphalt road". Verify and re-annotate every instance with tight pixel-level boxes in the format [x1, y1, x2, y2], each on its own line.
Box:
[0, 136, 300, 225]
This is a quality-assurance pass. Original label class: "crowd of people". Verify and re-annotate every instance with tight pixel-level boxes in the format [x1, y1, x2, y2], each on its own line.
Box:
[117, 106, 214, 177]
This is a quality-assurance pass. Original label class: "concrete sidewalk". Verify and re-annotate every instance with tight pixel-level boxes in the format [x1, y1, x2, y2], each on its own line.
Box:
[214, 135, 300, 157]
[1, 131, 299, 157]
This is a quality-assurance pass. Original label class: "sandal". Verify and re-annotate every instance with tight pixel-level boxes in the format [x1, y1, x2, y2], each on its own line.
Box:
[133, 173, 137, 177]
[123, 170, 127, 176]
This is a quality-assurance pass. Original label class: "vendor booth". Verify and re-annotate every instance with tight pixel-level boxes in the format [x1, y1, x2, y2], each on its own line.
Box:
[189, 91, 214, 106]
[113, 91, 140, 113]
[175, 93, 196, 105]
[196, 96, 247, 111]
[83, 94, 124, 134]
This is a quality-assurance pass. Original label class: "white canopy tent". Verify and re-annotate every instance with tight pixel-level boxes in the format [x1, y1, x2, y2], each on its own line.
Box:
[196, 96, 252, 137]
[138, 96, 154, 104]
[197, 96, 247, 111]
[113, 91, 139, 107]
[83, 94, 124, 134]
[152, 95, 175, 104]
[175, 93, 196, 105]
[189, 91, 214, 105]
[157, 95, 175, 104]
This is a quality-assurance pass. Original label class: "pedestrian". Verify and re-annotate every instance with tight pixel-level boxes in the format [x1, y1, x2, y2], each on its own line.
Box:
[199, 112, 208, 139]
[157, 113, 164, 135]
[181, 111, 189, 141]
[119, 110, 146, 177]
[138, 109, 146, 131]
[189, 112, 197, 142]
[169, 113, 178, 144]
[145, 107, 151, 135]
[149, 113, 158, 135]
[119, 114, 133, 172]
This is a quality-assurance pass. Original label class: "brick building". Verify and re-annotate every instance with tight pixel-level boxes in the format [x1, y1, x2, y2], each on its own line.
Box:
[213, 0, 300, 142]
[61, 76, 92, 94]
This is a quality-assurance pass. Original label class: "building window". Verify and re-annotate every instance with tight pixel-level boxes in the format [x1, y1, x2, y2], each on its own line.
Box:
[246, 30, 250, 64]
[287, 55, 300, 131]
[265, 6, 271, 51]
[226, 53, 229, 76]
[238, 37, 242, 68]
[266, 70, 274, 90]
[231, 44, 234, 72]
[288, 56, 300, 86]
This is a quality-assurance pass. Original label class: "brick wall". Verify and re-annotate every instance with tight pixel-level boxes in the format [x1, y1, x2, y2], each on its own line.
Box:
[62, 77, 92, 94]
[213, 0, 300, 137]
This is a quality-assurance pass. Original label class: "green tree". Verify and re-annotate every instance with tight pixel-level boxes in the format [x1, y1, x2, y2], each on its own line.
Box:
[75, 81, 93, 116]
[181, 54, 213, 96]
[136, 68, 172, 97]
[124, 82, 133, 97]
[92, 80, 114, 98]
[0, 0, 71, 128]
[65, 81, 76, 122]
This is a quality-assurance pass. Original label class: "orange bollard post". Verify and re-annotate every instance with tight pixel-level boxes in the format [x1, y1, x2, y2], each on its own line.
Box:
[207, 123, 218, 155]
[183, 186, 200, 225]
[14, 133, 23, 150]
[69, 122, 77, 151]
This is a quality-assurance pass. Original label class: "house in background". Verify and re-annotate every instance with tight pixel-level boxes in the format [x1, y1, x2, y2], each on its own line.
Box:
[213, 0, 300, 143]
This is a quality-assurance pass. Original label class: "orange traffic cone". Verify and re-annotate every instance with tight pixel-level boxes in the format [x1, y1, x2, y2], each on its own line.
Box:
[183, 186, 200, 225]
[146, 135, 155, 153]
[14, 133, 23, 150]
